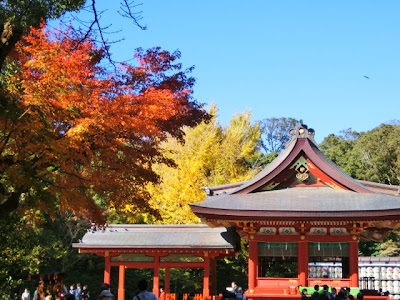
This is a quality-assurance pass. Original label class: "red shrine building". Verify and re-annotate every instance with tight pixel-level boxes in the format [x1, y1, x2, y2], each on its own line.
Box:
[74, 123, 400, 300]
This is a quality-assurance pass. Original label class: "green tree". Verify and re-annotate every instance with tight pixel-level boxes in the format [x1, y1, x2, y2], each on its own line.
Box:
[347, 124, 400, 185]
[320, 124, 400, 257]
[0, 211, 94, 298]
[319, 128, 360, 175]
[260, 117, 299, 153]
[0, 0, 86, 70]
[320, 124, 400, 185]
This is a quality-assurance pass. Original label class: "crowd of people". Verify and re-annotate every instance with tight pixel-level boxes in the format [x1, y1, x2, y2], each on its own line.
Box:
[24, 279, 388, 300]
[21, 282, 90, 300]
[299, 284, 364, 300]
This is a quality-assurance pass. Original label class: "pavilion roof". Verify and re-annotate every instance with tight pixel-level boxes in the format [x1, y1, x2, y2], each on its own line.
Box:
[190, 123, 400, 222]
[72, 224, 234, 250]
[191, 187, 400, 220]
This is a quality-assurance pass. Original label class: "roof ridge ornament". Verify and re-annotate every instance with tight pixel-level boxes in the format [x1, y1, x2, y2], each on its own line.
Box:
[286, 121, 316, 147]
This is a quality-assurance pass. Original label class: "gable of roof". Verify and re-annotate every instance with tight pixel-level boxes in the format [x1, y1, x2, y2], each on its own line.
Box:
[190, 123, 400, 221]
[230, 124, 372, 194]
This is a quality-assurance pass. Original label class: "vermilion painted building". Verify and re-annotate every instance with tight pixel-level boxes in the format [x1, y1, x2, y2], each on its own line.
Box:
[73, 225, 234, 300]
[74, 123, 400, 300]
[190, 123, 400, 300]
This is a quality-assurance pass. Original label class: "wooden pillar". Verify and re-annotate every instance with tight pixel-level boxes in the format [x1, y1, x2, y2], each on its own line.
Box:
[118, 265, 125, 300]
[203, 253, 210, 298]
[349, 240, 359, 287]
[210, 257, 217, 296]
[248, 240, 258, 293]
[165, 267, 170, 293]
[298, 241, 309, 287]
[104, 253, 111, 284]
[153, 256, 160, 297]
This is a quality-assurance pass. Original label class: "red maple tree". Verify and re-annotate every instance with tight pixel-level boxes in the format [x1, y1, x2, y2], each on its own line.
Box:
[0, 23, 208, 222]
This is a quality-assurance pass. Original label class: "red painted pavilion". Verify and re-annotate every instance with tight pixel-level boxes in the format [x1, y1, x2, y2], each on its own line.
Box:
[74, 123, 400, 300]
[73, 225, 234, 300]
[190, 123, 400, 300]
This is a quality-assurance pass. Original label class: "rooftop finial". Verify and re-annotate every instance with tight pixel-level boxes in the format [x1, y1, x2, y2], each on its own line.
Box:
[286, 122, 316, 147]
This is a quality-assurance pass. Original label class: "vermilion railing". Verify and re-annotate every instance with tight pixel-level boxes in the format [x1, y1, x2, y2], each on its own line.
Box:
[165, 293, 206, 300]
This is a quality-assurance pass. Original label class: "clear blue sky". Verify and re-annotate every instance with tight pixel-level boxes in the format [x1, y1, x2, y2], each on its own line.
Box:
[64, 1, 400, 143]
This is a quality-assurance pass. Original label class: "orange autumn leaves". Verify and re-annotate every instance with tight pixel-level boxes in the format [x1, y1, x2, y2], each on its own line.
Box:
[1, 23, 207, 222]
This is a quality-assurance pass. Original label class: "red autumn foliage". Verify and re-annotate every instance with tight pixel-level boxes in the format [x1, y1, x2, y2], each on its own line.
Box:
[0, 23, 208, 222]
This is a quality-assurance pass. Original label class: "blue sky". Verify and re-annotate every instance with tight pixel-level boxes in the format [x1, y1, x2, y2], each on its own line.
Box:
[64, 1, 400, 143]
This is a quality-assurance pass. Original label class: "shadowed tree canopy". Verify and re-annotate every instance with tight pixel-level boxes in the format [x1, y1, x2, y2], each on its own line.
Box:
[0, 0, 86, 70]
[0, 24, 208, 222]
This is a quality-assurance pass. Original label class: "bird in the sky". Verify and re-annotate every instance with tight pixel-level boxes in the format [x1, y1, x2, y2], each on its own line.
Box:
[363, 75, 370, 79]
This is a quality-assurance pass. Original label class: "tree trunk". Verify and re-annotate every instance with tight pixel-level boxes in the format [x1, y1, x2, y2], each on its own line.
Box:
[0, 20, 23, 71]
[0, 191, 21, 219]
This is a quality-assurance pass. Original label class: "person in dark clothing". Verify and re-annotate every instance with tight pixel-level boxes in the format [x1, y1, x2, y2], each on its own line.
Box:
[98, 283, 114, 300]
[335, 291, 346, 300]
[300, 288, 309, 300]
[81, 285, 90, 300]
[310, 285, 319, 300]
[66, 294, 76, 300]
[222, 289, 235, 300]
[330, 288, 337, 299]
[235, 287, 247, 300]
[317, 285, 330, 300]
[132, 279, 157, 300]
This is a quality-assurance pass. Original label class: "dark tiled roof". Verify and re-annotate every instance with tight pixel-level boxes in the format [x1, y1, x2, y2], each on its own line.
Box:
[190, 187, 400, 218]
[204, 179, 400, 197]
[227, 138, 298, 194]
[73, 224, 233, 249]
[358, 180, 400, 196]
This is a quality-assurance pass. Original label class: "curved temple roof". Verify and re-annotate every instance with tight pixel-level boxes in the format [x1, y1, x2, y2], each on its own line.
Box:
[190, 123, 400, 222]
[72, 224, 234, 250]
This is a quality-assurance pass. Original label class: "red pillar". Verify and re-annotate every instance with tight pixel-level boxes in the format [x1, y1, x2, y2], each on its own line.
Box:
[210, 257, 217, 296]
[349, 240, 359, 287]
[165, 267, 170, 293]
[203, 254, 210, 298]
[104, 254, 111, 284]
[248, 240, 258, 294]
[298, 241, 309, 287]
[118, 265, 125, 300]
[153, 256, 160, 297]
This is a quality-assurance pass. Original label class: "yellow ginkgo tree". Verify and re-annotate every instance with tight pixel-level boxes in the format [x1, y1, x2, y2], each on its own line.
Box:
[132, 105, 263, 224]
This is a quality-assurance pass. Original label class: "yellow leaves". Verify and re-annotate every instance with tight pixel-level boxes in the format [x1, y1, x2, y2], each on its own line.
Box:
[146, 105, 262, 224]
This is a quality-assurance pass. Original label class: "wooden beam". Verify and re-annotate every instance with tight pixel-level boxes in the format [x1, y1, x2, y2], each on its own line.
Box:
[110, 262, 206, 268]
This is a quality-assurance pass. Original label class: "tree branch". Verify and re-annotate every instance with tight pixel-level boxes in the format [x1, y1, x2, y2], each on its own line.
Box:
[119, 0, 147, 30]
